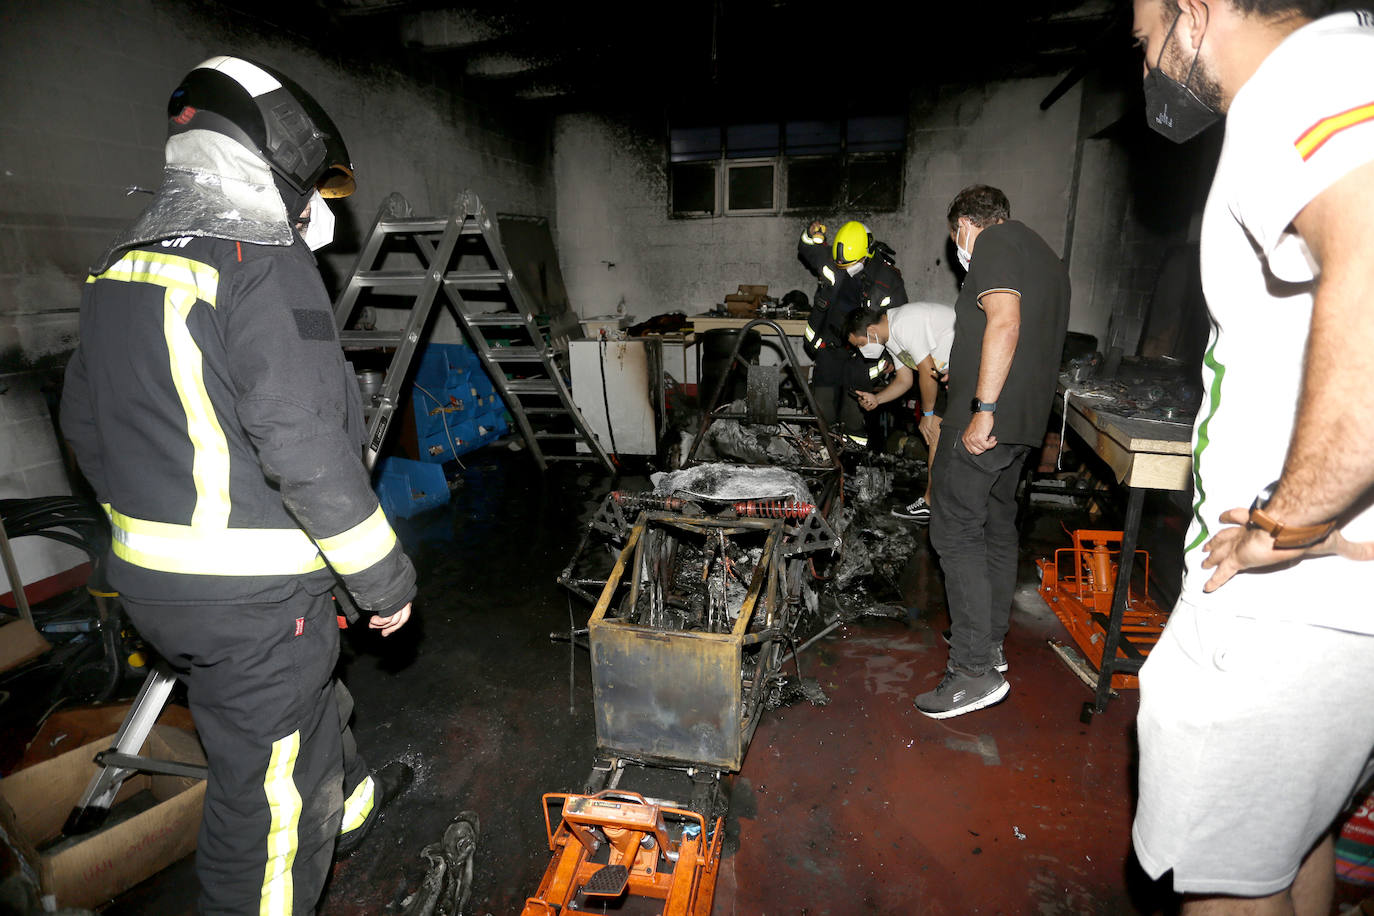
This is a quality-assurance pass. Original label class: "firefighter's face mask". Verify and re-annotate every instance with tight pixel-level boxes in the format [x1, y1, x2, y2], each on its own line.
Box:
[299, 190, 336, 251]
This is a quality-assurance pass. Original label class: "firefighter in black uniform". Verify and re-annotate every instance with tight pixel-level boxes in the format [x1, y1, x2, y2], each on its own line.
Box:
[797, 220, 907, 447]
[61, 57, 414, 915]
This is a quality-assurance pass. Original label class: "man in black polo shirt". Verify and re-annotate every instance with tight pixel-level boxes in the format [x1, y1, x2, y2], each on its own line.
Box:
[916, 184, 1070, 719]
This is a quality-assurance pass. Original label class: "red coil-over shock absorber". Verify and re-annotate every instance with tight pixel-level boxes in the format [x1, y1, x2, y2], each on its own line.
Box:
[610, 491, 685, 512]
[732, 499, 816, 520]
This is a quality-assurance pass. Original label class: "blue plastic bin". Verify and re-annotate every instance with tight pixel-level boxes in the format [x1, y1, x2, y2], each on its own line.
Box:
[374, 456, 450, 519]
[410, 343, 509, 463]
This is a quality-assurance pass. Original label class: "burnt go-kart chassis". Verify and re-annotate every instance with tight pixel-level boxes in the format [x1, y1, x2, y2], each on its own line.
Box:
[559, 319, 845, 819]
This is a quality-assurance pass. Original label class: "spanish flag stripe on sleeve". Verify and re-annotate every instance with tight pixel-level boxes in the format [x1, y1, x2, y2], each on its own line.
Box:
[1295, 101, 1374, 161]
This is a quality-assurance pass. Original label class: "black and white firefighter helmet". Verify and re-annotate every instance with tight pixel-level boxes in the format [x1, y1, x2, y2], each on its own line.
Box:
[167, 56, 355, 199]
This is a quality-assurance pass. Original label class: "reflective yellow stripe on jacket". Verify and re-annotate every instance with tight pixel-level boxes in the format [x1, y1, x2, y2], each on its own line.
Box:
[316, 506, 397, 575]
[105, 505, 327, 576]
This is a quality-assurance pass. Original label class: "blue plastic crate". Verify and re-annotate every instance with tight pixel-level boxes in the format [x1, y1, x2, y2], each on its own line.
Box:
[410, 343, 509, 461]
[416, 417, 481, 463]
[374, 456, 450, 519]
[413, 343, 471, 394]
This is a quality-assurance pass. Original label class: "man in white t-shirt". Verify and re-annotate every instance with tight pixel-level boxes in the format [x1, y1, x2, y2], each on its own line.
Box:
[1130, 1, 1374, 913]
[844, 302, 955, 523]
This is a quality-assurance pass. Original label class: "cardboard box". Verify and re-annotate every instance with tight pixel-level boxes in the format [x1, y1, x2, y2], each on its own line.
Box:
[0, 618, 50, 675]
[0, 724, 205, 910]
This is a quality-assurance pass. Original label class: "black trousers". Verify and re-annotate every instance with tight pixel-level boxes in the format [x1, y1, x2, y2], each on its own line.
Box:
[811, 347, 877, 440]
[928, 431, 1031, 674]
[125, 586, 353, 915]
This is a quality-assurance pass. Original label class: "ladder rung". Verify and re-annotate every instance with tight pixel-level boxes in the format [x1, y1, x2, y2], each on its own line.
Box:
[523, 407, 572, 415]
[503, 379, 559, 394]
[377, 217, 447, 233]
[446, 270, 508, 286]
[377, 217, 484, 235]
[467, 313, 528, 326]
[534, 432, 586, 440]
[353, 268, 506, 289]
[355, 270, 426, 288]
[339, 329, 405, 348]
[485, 347, 545, 361]
[544, 455, 602, 463]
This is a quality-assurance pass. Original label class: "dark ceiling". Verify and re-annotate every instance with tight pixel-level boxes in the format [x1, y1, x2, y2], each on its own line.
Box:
[238, 0, 1133, 115]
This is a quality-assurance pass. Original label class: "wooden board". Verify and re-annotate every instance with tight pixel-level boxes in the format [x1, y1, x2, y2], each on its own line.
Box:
[689, 315, 809, 337]
[1061, 394, 1193, 492]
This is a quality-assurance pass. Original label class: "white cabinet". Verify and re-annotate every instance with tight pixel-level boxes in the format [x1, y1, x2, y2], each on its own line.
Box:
[569, 339, 663, 456]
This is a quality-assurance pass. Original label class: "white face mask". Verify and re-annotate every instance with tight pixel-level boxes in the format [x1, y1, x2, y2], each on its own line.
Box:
[845, 261, 864, 277]
[955, 222, 973, 271]
[301, 190, 335, 251]
[859, 341, 885, 360]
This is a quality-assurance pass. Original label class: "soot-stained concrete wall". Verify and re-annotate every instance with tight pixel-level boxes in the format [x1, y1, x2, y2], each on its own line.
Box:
[0, 0, 555, 373]
[0, 0, 554, 581]
[553, 79, 1085, 327]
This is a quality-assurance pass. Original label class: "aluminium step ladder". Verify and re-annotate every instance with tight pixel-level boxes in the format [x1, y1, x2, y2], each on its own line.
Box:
[334, 190, 614, 473]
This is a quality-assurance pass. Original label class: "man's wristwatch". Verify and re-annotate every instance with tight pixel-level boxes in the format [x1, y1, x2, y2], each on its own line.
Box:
[1246, 480, 1339, 549]
[971, 398, 997, 413]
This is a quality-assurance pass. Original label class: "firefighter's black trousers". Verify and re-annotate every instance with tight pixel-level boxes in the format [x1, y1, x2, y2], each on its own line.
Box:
[125, 585, 348, 915]
[810, 346, 878, 443]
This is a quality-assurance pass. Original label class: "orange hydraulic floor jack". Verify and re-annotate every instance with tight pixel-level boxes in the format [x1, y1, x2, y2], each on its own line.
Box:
[521, 791, 723, 915]
[1036, 529, 1170, 690]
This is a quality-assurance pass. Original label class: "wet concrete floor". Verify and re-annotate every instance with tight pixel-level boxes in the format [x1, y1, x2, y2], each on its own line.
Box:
[42, 445, 1348, 914]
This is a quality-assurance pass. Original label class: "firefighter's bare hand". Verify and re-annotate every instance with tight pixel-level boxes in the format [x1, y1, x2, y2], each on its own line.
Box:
[370, 603, 412, 636]
[856, 391, 879, 411]
[1200, 508, 1374, 592]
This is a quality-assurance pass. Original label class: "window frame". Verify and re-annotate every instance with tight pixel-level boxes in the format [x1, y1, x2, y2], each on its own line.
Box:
[668, 116, 906, 219]
[723, 158, 780, 216]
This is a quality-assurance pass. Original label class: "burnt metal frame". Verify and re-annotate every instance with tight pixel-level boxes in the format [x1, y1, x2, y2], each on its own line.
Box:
[687, 317, 844, 478]
[558, 317, 845, 604]
[587, 513, 791, 771]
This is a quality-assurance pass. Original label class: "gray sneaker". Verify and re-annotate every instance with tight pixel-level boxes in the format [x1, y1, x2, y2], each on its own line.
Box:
[914, 667, 1010, 719]
[940, 628, 1009, 672]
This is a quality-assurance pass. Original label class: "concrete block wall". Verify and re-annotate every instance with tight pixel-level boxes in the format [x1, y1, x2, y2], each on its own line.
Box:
[0, 0, 556, 588]
[0, 371, 87, 596]
[1068, 138, 1138, 348]
[0, 0, 556, 376]
[1066, 119, 1218, 356]
[553, 78, 1084, 327]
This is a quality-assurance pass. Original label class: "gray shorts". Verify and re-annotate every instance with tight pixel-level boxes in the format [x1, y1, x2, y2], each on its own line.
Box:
[1133, 599, 1374, 896]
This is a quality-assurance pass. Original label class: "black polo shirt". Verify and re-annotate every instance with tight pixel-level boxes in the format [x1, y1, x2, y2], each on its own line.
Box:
[944, 220, 1070, 446]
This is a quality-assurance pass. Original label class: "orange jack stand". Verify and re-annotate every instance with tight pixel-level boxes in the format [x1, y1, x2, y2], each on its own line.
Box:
[520, 791, 723, 916]
[1036, 529, 1170, 689]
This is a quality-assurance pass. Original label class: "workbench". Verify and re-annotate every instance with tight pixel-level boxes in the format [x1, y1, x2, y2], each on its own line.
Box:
[688, 315, 809, 337]
[1056, 383, 1193, 717]
[687, 315, 813, 397]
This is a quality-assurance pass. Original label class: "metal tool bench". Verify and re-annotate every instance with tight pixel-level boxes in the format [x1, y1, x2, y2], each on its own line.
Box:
[1055, 386, 1193, 720]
